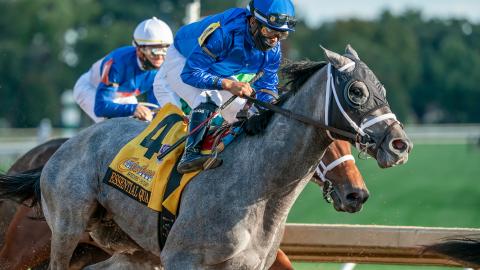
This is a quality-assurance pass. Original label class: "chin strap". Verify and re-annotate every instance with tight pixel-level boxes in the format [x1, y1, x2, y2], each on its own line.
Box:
[250, 21, 274, 51]
[138, 55, 158, 70]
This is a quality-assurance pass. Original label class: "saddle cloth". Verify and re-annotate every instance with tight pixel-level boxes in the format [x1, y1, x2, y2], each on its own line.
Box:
[103, 103, 200, 213]
[102, 103, 241, 248]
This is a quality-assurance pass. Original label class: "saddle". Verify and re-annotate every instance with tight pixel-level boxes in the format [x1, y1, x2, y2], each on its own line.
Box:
[200, 120, 243, 169]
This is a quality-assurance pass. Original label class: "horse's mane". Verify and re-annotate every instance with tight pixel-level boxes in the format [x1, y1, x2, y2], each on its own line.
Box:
[244, 60, 326, 135]
[280, 59, 326, 94]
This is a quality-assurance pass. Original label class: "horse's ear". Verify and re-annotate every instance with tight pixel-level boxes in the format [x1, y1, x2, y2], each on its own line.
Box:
[320, 45, 355, 71]
[345, 44, 360, 60]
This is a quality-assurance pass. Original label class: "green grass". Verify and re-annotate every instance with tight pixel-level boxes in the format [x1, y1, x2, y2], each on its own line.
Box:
[288, 143, 480, 269]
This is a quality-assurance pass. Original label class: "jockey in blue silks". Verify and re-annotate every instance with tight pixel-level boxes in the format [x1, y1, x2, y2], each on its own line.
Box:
[153, 0, 296, 173]
[73, 17, 173, 122]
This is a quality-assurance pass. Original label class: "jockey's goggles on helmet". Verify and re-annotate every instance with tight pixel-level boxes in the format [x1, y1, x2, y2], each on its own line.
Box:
[252, 9, 296, 31]
[134, 41, 170, 57]
[267, 13, 296, 30]
[260, 24, 289, 40]
[140, 45, 169, 57]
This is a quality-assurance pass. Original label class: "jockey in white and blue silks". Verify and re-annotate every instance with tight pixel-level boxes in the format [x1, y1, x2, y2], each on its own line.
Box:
[73, 17, 173, 123]
[153, 0, 296, 173]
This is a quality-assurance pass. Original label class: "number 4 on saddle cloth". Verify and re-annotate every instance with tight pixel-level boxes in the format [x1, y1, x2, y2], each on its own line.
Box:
[102, 103, 241, 248]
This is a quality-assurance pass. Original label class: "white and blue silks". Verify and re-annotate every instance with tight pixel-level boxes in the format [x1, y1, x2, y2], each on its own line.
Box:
[153, 8, 282, 123]
[74, 46, 160, 122]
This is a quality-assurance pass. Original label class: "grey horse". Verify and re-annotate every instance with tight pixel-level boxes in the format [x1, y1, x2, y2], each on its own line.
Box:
[0, 45, 412, 269]
[0, 138, 366, 270]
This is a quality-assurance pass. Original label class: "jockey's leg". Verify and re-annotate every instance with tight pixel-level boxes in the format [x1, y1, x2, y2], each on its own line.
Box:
[177, 99, 218, 174]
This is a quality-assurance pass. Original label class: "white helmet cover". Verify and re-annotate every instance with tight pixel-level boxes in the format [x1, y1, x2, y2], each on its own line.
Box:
[133, 17, 173, 46]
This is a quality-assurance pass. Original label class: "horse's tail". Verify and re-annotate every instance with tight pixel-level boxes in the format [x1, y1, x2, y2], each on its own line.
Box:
[424, 235, 480, 268]
[0, 166, 42, 206]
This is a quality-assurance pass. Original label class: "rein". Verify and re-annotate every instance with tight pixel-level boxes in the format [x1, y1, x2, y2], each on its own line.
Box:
[245, 63, 400, 150]
[244, 95, 366, 143]
[244, 62, 370, 144]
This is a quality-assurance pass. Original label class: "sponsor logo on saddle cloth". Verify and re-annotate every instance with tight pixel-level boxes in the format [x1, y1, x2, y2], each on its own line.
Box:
[103, 103, 200, 215]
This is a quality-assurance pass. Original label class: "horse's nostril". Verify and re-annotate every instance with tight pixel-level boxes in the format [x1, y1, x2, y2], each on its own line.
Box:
[346, 190, 369, 204]
[346, 192, 360, 202]
[391, 139, 408, 152]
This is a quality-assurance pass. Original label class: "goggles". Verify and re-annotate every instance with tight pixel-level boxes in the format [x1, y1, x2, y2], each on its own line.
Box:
[252, 8, 297, 31]
[142, 46, 169, 56]
[260, 24, 289, 40]
[267, 13, 296, 29]
[138, 44, 170, 57]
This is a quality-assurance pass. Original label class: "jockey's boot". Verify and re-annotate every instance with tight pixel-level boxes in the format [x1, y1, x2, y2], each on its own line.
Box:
[177, 101, 218, 174]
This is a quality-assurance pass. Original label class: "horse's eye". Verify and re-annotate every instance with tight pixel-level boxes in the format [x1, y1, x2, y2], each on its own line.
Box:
[347, 81, 369, 106]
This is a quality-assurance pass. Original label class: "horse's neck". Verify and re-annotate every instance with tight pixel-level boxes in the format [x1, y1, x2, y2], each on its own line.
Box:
[274, 68, 328, 176]
[234, 67, 331, 262]
[252, 67, 330, 195]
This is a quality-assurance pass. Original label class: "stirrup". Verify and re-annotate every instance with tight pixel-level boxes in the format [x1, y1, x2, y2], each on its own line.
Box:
[203, 150, 222, 170]
[177, 152, 209, 174]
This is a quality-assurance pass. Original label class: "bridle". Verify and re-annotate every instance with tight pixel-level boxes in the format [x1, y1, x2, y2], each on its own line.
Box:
[323, 63, 400, 156]
[311, 153, 355, 203]
[244, 62, 401, 156]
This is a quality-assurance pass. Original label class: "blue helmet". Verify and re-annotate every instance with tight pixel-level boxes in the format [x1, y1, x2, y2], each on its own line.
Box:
[248, 0, 296, 31]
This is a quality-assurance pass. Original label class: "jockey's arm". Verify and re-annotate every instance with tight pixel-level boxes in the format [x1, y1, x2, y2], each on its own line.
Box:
[94, 60, 137, 118]
[94, 83, 137, 118]
[180, 28, 229, 90]
[253, 47, 281, 103]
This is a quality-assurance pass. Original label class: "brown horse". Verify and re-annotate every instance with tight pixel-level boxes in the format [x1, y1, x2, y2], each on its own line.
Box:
[0, 138, 111, 270]
[0, 138, 367, 270]
[0, 138, 69, 248]
[0, 138, 94, 270]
